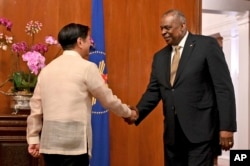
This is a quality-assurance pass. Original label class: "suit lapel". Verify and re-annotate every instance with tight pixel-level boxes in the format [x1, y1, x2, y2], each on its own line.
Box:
[174, 34, 196, 85]
[165, 46, 172, 88]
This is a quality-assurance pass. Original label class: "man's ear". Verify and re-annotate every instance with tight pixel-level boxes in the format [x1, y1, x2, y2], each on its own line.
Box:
[77, 37, 82, 45]
[77, 37, 85, 48]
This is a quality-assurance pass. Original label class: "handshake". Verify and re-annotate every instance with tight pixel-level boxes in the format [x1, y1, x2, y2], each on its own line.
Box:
[124, 105, 139, 125]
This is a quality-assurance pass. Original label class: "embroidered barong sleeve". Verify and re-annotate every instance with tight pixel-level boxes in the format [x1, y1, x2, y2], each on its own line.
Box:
[86, 63, 131, 118]
[26, 78, 43, 145]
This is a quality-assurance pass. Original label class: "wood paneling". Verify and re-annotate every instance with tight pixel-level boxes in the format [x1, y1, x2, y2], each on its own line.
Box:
[0, 0, 201, 165]
[0, 0, 91, 114]
[105, 0, 201, 166]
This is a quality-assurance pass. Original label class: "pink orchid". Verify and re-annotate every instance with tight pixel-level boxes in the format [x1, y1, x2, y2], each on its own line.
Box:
[45, 36, 58, 45]
[22, 51, 45, 75]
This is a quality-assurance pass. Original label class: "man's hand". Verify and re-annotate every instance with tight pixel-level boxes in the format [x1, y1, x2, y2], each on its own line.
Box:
[219, 131, 234, 151]
[124, 105, 139, 125]
[28, 144, 40, 158]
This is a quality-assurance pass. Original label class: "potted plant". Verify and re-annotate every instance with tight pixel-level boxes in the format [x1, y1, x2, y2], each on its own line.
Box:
[0, 17, 59, 113]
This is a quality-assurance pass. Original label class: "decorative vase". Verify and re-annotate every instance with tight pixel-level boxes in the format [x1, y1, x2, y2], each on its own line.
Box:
[8, 71, 35, 114]
[10, 95, 31, 114]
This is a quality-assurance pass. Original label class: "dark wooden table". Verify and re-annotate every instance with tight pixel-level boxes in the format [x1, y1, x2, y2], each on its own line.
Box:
[0, 114, 44, 166]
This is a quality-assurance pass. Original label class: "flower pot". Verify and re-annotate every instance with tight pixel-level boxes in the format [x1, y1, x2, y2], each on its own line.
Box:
[10, 95, 31, 114]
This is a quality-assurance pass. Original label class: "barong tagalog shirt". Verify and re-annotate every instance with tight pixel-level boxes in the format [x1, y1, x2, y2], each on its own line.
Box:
[26, 50, 131, 157]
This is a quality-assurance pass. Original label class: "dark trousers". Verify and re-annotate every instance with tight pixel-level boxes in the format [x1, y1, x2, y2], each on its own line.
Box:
[164, 116, 214, 166]
[43, 153, 89, 166]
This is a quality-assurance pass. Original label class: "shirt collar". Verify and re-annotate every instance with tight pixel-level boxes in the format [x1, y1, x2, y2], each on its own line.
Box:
[172, 31, 189, 49]
[63, 50, 82, 57]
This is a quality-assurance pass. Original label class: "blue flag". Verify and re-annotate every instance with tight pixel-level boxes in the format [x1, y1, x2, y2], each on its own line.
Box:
[89, 0, 109, 166]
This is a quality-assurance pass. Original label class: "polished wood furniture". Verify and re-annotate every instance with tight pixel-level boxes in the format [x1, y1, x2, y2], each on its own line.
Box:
[0, 114, 42, 166]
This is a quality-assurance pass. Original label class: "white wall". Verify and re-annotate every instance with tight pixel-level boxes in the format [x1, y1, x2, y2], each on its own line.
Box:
[202, 0, 250, 165]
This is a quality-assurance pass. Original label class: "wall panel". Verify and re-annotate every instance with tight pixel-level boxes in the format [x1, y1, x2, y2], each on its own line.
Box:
[104, 0, 201, 165]
[0, 0, 91, 114]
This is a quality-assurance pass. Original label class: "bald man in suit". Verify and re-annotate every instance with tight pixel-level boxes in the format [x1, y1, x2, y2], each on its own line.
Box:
[126, 9, 236, 166]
